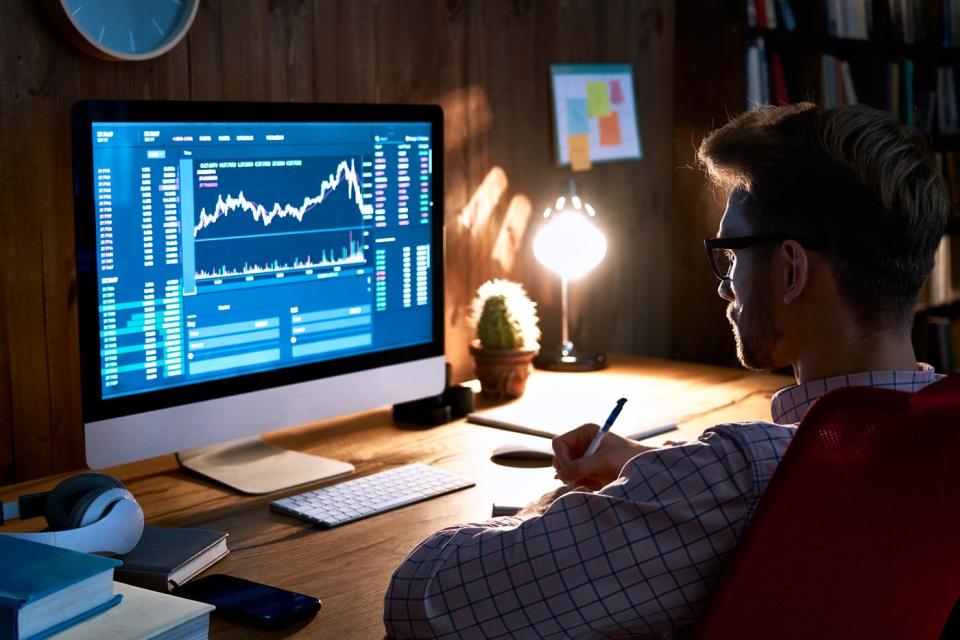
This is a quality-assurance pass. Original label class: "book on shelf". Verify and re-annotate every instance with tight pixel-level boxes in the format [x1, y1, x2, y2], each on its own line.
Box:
[828, 0, 871, 39]
[114, 526, 229, 593]
[747, 0, 796, 31]
[821, 54, 859, 108]
[46, 582, 214, 640]
[0, 535, 122, 640]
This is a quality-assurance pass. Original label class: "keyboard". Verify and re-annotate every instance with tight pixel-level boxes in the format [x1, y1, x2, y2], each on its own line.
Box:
[270, 463, 475, 528]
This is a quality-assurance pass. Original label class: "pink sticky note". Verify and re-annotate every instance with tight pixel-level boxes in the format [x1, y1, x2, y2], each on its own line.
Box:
[610, 80, 624, 104]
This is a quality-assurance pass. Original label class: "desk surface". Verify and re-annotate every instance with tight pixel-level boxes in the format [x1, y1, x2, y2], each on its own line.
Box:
[0, 356, 792, 639]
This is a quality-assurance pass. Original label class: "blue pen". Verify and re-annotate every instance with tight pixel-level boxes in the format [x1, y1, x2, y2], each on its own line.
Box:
[583, 398, 628, 457]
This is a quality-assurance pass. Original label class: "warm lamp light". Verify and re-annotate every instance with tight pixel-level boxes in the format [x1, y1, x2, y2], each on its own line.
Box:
[533, 182, 608, 371]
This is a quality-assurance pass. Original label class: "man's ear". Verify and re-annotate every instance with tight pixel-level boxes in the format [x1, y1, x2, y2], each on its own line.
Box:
[780, 240, 809, 304]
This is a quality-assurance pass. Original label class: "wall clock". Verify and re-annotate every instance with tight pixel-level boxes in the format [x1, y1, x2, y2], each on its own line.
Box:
[42, 0, 200, 62]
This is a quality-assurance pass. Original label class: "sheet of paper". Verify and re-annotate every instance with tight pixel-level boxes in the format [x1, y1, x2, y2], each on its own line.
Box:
[586, 81, 611, 117]
[599, 112, 622, 146]
[566, 98, 590, 134]
[568, 133, 591, 172]
[610, 79, 624, 104]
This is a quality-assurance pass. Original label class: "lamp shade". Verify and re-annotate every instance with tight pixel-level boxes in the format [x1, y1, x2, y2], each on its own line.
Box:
[533, 200, 607, 279]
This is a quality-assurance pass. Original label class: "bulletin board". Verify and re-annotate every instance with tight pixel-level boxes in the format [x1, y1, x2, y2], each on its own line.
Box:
[550, 64, 643, 171]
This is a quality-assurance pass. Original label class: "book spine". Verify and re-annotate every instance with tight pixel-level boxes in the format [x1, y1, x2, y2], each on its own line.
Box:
[747, 0, 758, 27]
[823, 54, 837, 107]
[841, 60, 859, 104]
[925, 89, 937, 133]
[765, 0, 778, 28]
[771, 52, 790, 104]
[891, 60, 902, 119]
[904, 58, 915, 124]
[756, 0, 768, 28]
[827, 0, 839, 35]
[758, 37, 770, 104]
[866, 0, 875, 37]
[836, 57, 847, 104]
[930, 235, 954, 306]
[777, 0, 797, 31]
[747, 44, 762, 109]
[948, 66, 959, 133]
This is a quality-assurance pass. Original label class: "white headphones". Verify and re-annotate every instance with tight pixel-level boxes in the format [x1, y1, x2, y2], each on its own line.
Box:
[0, 472, 144, 555]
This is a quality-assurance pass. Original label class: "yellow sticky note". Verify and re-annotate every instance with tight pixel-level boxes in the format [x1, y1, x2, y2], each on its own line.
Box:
[568, 134, 591, 172]
[599, 112, 621, 146]
[586, 81, 611, 117]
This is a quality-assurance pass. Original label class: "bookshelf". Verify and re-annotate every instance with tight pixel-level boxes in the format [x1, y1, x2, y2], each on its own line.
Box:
[744, 0, 960, 373]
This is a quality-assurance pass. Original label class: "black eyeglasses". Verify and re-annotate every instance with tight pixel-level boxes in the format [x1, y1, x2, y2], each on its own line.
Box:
[703, 234, 823, 280]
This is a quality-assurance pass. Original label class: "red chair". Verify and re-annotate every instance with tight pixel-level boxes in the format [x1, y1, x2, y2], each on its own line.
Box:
[693, 374, 960, 639]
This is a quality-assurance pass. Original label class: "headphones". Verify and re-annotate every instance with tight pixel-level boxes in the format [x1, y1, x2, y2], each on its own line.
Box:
[0, 472, 144, 555]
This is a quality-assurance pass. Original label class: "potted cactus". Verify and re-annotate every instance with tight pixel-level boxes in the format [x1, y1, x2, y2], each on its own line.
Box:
[468, 279, 540, 399]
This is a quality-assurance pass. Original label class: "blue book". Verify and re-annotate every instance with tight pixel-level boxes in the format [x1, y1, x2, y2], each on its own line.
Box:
[0, 536, 122, 640]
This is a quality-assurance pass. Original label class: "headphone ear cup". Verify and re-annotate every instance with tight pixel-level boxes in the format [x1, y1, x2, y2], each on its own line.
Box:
[45, 473, 126, 530]
[67, 487, 113, 529]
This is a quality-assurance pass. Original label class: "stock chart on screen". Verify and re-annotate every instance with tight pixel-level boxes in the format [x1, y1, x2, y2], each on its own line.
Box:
[91, 121, 434, 399]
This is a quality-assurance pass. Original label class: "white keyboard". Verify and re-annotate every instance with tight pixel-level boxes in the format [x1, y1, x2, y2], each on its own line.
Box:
[271, 463, 475, 528]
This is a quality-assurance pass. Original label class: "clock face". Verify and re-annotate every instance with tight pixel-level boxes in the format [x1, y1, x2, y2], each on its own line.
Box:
[59, 0, 199, 60]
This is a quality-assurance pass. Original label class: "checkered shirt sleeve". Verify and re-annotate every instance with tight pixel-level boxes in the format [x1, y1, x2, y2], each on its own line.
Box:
[384, 426, 772, 639]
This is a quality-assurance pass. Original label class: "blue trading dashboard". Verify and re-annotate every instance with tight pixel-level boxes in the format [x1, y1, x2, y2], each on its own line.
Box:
[90, 120, 435, 400]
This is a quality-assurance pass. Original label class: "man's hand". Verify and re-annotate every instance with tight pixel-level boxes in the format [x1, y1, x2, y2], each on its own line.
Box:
[552, 423, 652, 490]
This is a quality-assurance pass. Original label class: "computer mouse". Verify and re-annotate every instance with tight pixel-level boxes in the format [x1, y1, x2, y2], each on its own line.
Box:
[490, 443, 555, 467]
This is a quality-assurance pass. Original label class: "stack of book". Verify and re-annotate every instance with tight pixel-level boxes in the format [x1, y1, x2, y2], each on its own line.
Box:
[0, 532, 222, 639]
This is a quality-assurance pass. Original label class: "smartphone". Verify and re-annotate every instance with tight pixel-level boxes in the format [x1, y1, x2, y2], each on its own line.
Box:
[173, 574, 321, 629]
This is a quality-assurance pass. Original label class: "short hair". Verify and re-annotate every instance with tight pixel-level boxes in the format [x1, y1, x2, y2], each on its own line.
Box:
[698, 102, 950, 330]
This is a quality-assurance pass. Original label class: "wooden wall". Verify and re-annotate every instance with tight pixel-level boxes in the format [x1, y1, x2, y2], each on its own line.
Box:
[669, 1, 744, 365]
[0, 0, 675, 482]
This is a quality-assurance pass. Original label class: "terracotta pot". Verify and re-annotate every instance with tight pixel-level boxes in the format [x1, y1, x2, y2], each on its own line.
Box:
[469, 340, 539, 399]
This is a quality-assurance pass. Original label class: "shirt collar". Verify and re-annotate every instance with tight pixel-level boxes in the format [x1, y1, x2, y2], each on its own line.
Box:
[770, 364, 941, 424]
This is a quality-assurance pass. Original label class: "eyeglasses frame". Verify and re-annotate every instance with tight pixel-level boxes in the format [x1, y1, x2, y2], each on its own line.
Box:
[703, 234, 825, 281]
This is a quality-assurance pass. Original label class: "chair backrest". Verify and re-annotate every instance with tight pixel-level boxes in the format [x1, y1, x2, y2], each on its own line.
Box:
[693, 374, 960, 640]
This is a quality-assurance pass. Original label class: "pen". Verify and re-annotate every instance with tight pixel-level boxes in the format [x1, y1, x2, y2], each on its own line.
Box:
[583, 398, 628, 457]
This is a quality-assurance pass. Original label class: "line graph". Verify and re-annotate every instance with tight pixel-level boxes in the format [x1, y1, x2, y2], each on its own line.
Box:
[191, 157, 372, 281]
[193, 158, 373, 237]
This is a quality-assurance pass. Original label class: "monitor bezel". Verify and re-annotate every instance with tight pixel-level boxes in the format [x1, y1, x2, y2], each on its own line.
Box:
[72, 99, 445, 424]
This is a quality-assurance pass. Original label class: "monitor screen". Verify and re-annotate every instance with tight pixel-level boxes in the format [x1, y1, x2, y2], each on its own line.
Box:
[72, 101, 444, 467]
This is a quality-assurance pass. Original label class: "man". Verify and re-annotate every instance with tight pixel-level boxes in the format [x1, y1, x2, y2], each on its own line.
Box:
[383, 103, 950, 638]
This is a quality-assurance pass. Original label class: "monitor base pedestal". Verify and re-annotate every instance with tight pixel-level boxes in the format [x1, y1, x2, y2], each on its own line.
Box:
[177, 436, 355, 495]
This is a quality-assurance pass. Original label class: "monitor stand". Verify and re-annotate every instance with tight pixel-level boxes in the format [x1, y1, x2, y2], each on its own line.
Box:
[176, 436, 355, 495]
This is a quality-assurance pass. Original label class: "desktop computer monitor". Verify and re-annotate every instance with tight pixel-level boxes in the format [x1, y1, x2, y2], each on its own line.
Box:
[71, 100, 445, 492]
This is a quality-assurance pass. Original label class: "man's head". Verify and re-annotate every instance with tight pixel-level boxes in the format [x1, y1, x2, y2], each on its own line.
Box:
[698, 103, 950, 371]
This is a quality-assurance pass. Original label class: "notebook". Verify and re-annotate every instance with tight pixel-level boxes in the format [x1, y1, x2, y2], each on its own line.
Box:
[47, 582, 214, 640]
[114, 527, 229, 592]
[0, 535, 122, 640]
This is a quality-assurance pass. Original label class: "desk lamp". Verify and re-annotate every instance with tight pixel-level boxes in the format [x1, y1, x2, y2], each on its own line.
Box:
[532, 181, 608, 371]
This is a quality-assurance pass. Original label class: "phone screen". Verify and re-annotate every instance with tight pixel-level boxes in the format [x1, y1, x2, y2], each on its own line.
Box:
[174, 574, 321, 628]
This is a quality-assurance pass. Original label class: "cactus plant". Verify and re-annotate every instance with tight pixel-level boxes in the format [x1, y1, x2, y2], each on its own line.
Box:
[469, 280, 540, 398]
[470, 279, 540, 350]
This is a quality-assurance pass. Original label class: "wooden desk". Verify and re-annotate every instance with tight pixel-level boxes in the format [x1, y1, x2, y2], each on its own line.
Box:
[0, 356, 791, 639]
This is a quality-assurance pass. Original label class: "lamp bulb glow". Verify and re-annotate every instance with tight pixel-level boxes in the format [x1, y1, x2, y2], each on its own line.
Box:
[533, 209, 607, 279]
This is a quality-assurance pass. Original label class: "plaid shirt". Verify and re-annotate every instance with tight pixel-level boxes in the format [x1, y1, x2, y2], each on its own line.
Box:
[384, 366, 940, 639]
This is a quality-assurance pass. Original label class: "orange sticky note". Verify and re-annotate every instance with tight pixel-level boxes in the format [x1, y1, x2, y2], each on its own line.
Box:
[568, 134, 591, 171]
[599, 112, 622, 146]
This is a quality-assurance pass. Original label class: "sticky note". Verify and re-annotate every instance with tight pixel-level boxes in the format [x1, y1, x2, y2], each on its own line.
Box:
[586, 81, 611, 117]
[599, 112, 621, 146]
[566, 98, 590, 135]
[568, 134, 591, 171]
[610, 80, 624, 104]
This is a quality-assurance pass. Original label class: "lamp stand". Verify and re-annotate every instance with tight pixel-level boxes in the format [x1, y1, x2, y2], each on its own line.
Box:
[534, 275, 607, 371]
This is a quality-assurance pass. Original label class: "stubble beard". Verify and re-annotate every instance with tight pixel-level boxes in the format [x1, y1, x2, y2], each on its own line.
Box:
[726, 299, 780, 372]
